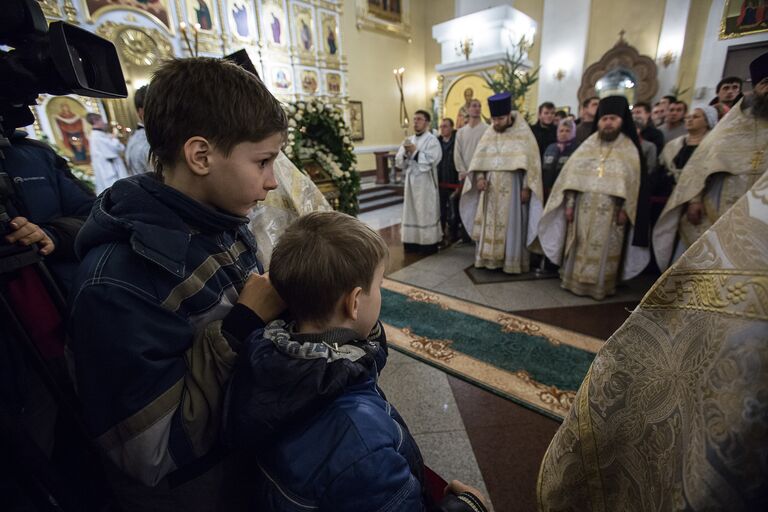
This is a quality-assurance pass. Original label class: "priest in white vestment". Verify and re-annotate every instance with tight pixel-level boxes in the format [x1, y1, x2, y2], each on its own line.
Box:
[653, 52, 768, 270]
[459, 92, 543, 274]
[538, 96, 650, 300]
[395, 109, 443, 252]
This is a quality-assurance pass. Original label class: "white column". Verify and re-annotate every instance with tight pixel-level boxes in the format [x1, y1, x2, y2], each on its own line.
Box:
[537, 0, 591, 113]
[694, 0, 768, 104]
[655, 0, 691, 101]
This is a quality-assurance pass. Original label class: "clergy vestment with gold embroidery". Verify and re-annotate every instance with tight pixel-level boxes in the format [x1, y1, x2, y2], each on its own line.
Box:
[459, 113, 543, 274]
[653, 98, 768, 270]
[396, 132, 443, 246]
[538, 132, 648, 300]
[538, 169, 768, 512]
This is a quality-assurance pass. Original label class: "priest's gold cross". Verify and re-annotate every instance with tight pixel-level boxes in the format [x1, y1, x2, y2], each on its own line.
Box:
[752, 149, 765, 172]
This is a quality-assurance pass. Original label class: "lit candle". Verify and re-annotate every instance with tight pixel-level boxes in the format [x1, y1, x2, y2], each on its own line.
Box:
[193, 23, 201, 57]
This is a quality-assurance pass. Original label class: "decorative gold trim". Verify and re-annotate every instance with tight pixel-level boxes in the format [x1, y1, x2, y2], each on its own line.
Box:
[96, 22, 174, 60]
[82, 1, 175, 34]
[405, 290, 450, 310]
[400, 327, 455, 362]
[497, 314, 546, 340]
[719, 1, 768, 40]
[355, 0, 411, 41]
[63, 0, 79, 22]
[642, 269, 768, 321]
[38, 0, 62, 18]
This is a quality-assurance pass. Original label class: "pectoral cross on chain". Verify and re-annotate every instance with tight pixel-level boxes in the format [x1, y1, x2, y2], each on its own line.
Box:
[752, 150, 765, 172]
[597, 158, 606, 178]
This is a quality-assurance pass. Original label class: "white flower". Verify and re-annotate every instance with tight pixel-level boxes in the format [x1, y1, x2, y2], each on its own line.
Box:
[288, 105, 297, 114]
[343, 136, 350, 143]
[288, 119, 297, 127]
[297, 101, 306, 109]
[325, 104, 333, 111]
[284, 146, 293, 155]
[288, 133, 295, 140]
[295, 113, 303, 121]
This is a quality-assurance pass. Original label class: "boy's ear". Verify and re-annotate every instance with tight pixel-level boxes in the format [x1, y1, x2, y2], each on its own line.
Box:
[183, 136, 212, 176]
[343, 287, 363, 321]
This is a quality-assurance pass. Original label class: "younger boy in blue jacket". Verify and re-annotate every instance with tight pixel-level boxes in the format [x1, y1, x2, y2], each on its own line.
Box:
[226, 211, 489, 512]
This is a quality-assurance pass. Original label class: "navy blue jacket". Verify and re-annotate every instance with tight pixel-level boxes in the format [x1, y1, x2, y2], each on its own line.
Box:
[69, 174, 265, 493]
[3, 131, 95, 289]
[225, 321, 483, 512]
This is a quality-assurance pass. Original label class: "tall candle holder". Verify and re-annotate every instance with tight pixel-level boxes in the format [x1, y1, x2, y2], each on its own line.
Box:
[393, 67, 409, 135]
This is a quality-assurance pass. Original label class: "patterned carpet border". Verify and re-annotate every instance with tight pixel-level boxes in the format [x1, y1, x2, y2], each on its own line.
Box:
[381, 279, 603, 421]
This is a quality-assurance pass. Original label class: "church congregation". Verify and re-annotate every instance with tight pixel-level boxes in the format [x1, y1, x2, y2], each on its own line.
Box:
[1, 1, 767, 511]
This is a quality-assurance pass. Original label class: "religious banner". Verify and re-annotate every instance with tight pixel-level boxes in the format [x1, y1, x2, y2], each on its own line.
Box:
[259, 0, 289, 48]
[291, 1, 316, 56]
[227, 0, 257, 41]
[45, 96, 92, 164]
[85, 0, 173, 32]
[184, 0, 218, 32]
[720, 0, 768, 39]
[319, 11, 340, 57]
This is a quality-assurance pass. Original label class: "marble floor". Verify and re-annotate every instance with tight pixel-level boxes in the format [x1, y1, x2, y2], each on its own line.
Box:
[361, 207, 656, 511]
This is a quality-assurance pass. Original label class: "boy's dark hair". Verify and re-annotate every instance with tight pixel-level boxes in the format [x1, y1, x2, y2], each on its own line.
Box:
[716, 76, 742, 92]
[414, 109, 431, 122]
[633, 102, 652, 113]
[270, 211, 389, 323]
[582, 96, 599, 108]
[144, 58, 287, 176]
[673, 100, 688, 113]
[538, 101, 556, 113]
[134, 85, 148, 111]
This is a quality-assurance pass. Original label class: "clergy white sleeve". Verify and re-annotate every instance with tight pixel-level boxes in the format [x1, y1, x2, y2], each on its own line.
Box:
[394, 144, 407, 170]
[454, 131, 468, 175]
[413, 136, 442, 173]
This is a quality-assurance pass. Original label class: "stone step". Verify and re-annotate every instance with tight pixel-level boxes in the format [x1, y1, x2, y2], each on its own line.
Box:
[359, 195, 403, 214]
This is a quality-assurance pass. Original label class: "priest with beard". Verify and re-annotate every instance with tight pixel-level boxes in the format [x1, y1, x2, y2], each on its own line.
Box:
[653, 52, 768, 270]
[537, 95, 650, 300]
[459, 92, 543, 274]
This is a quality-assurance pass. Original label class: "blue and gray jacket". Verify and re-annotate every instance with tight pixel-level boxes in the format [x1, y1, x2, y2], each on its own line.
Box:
[69, 174, 265, 488]
[225, 321, 486, 512]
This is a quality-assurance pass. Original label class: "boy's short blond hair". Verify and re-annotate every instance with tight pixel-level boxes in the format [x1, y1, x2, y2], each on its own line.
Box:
[270, 211, 388, 323]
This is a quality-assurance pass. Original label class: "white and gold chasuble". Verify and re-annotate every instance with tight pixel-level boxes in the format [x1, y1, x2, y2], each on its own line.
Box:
[538, 169, 768, 512]
[538, 132, 648, 299]
[653, 99, 768, 270]
[248, 152, 331, 269]
[459, 113, 543, 274]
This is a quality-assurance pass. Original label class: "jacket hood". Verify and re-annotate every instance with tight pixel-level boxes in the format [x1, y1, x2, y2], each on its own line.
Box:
[75, 174, 249, 276]
[224, 320, 381, 449]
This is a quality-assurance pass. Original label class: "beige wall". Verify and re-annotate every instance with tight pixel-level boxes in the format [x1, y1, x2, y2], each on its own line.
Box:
[342, 0, 428, 169]
[677, 0, 713, 105]
[584, 0, 667, 67]
[513, 0, 544, 111]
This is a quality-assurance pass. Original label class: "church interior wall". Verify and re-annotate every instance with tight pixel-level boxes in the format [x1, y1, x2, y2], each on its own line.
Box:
[677, 0, 713, 105]
[584, 0, 667, 74]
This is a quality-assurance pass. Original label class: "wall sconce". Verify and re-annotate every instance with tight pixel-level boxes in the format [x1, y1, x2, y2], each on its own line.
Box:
[454, 36, 473, 61]
[554, 68, 566, 81]
[660, 50, 676, 68]
[393, 67, 409, 130]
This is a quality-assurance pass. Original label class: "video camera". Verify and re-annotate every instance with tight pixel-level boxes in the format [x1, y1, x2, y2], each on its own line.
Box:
[0, 0, 126, 270]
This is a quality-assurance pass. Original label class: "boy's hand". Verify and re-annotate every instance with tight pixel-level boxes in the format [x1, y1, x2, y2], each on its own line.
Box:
[444, 480, 489, 510]
[237, 273, 286, 322]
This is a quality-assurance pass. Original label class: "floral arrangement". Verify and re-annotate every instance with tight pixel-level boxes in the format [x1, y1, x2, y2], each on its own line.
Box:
[284, 100, 360, 215]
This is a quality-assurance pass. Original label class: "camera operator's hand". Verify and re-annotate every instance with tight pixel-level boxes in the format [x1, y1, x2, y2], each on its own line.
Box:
[5, 217, 55, 255]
